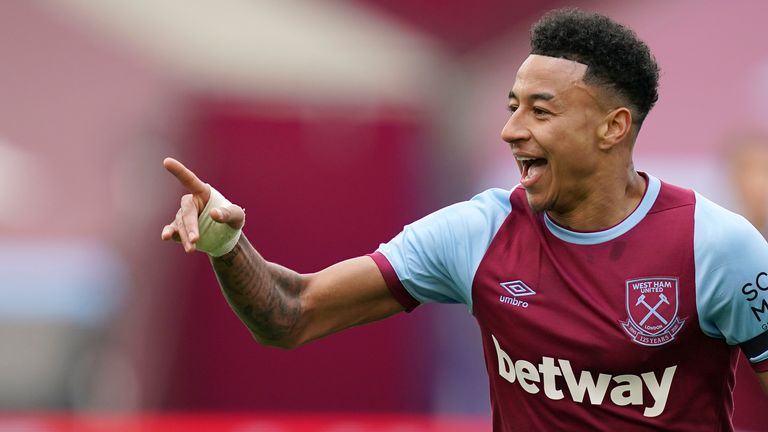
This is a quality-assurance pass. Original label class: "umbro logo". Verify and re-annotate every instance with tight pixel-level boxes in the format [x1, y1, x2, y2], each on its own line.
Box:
[499, 280, 536, 308]
[501, 280, 536, 297]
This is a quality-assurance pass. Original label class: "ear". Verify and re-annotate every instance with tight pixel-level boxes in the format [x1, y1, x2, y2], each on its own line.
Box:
[597, 107, 633, 150]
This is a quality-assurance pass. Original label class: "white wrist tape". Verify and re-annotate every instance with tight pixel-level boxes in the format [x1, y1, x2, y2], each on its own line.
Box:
[196, 186, 243, 257]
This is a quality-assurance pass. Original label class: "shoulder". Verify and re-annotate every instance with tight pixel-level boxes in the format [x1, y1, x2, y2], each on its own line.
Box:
[691, 190, 768, 345]
[378, 187, 515, 262]
[375, 187, 515, 309]
[407, 187, 513, 236]
[450, 187, 512, 218]
[693, 191, 762, 258]
[646, 176, 761, 255]
[648, 177, 695, 214]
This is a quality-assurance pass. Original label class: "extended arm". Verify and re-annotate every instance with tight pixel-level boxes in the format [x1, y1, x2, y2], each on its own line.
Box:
[211, 235, 403, 348]
[161, 158, 403, 349]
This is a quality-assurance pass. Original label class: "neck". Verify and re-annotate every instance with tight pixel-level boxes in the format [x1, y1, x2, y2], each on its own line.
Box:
[547, 166, 647, 232]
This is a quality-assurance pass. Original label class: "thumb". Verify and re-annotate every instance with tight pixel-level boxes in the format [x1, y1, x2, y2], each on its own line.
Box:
[210, 205, 245, 230]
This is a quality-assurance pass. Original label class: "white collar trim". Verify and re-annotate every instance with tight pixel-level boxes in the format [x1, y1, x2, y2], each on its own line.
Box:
[543, 174, 661, 245]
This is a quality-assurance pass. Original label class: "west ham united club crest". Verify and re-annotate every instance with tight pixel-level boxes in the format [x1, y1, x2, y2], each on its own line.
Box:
[620, 277, 686, 346]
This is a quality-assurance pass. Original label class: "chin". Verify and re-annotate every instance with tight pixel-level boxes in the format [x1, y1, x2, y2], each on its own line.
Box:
[524, 191, 548, 214]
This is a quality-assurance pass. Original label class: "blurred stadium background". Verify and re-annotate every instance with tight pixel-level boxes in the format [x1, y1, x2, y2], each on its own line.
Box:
[1, 0, 767, 431]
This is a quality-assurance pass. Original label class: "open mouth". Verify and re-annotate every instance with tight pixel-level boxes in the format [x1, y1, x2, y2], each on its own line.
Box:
[517, 156, 548, 185]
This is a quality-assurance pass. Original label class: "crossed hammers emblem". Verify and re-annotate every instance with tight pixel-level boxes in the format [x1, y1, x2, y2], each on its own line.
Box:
[636, 293, 669, 326]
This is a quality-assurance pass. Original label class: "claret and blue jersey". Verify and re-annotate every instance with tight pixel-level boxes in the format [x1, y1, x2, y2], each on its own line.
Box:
[370, 173, 768, 431]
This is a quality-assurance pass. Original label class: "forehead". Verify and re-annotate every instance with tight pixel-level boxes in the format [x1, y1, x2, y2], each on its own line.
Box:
[511, 54, 589, 100]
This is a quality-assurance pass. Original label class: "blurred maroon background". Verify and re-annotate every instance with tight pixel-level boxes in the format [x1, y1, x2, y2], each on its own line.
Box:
[163, 100, 437, 411]
[1, 1, 767, 431]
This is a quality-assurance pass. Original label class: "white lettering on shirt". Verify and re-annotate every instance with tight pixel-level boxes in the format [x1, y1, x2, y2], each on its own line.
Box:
[492, 334, 676, 418]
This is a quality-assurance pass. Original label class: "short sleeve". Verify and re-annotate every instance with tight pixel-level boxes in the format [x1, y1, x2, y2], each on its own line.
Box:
[371, 188, 512, 313]
[694, 192, 768, 371]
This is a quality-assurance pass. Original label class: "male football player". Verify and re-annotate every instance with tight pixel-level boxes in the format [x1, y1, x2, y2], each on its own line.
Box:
[162, 9, 768, 431]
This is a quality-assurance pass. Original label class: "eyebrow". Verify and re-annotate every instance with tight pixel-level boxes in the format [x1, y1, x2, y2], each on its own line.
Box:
[508, 90, 555, 102]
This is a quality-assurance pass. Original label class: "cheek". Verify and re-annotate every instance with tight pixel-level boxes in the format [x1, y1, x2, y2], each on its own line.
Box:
[547, 135, 598, 175]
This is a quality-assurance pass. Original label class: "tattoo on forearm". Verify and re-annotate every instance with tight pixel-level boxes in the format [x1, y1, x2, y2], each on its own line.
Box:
[212, 235, 304, 344]
[217, 244, 241, 267]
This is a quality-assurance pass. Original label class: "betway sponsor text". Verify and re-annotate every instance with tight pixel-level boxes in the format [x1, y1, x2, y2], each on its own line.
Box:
[492, 335, 676, 418]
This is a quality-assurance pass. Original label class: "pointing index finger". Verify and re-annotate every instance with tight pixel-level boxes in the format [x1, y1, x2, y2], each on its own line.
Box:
[163, 157, 209, 196]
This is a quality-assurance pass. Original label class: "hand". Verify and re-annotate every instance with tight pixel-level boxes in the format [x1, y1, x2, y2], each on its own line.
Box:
[161, 157, 245, 253]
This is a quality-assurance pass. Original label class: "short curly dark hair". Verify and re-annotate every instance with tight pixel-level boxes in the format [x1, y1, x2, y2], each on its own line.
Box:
[530, 8, 660, 125]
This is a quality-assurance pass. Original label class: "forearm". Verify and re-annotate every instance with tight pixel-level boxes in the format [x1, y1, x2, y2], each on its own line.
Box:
[211, 234, 305, 348]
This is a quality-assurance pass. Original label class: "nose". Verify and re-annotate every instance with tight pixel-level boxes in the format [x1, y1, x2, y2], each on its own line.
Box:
[501, 111, 531, 145]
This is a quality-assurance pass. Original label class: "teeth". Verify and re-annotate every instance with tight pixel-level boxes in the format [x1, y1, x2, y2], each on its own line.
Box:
[516, 156, 536, 161]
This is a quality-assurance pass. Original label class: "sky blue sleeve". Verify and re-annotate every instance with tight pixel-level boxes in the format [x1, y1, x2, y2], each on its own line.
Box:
[694, 192, 768, 364]
[376, 188, 512, 313]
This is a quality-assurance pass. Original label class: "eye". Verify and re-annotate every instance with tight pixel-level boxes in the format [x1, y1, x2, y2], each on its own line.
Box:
[507, 104, 519, 114]
[532, 107, 550, 116]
